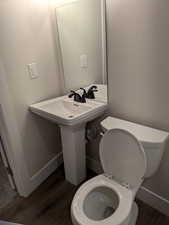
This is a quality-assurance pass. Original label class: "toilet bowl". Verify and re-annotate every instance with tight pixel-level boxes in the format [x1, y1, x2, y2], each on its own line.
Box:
[71, 117, 169, 225]
[71, 175, 136, 225]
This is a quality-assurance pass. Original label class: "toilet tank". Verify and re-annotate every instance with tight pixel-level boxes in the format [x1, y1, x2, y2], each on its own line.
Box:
[101, 117, 169, 178]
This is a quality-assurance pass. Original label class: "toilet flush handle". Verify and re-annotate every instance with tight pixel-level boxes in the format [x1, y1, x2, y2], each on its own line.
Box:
[100, 132, 104, 137]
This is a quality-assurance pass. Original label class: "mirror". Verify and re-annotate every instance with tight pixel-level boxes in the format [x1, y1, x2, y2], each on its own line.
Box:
[55, 0, 107, 102]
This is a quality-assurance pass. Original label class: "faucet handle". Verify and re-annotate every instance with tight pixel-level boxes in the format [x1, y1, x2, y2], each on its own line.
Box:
[68, 90, 76, 98]
[80, 88, 87, 97]
[86, 85, 98, 99]
[90, 85, 98, 90]
[68, 90, 83, 103]
[80, 88, 87, 103]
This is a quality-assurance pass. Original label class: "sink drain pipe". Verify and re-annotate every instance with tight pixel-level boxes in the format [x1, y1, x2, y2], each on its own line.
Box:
[85, 124, 104, 142]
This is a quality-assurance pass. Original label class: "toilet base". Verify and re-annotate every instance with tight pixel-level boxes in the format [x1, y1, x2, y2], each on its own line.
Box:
[129, 202, 138, 225]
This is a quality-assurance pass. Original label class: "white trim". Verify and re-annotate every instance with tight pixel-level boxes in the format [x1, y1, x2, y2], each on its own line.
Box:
[101, 0, 107, 84]
[29, 152, 63, 193]
[54, 7, 67, 94]
[0, 60, 30, 196]
[86, 156, 169, 217]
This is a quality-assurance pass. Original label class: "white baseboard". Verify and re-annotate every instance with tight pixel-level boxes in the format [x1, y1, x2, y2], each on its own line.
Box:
[86, 156, 169, 217]
[28, 152, 63, 195]
[27, 154, 169, 216]
[137, 186, 169, 217]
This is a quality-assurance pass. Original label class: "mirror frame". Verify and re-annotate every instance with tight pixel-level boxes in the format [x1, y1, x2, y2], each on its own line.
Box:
[54, 0, 107, 93]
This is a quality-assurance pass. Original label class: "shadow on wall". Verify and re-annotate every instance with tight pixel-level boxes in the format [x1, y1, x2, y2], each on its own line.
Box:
[86, 114, 108, 164]
[22, 112, 62, 177]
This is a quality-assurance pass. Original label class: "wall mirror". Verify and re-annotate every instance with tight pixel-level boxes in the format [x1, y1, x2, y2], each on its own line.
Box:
[55, 0, 107, 102]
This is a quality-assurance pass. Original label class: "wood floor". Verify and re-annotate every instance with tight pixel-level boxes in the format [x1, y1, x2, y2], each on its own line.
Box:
[0, 167, 169, 225]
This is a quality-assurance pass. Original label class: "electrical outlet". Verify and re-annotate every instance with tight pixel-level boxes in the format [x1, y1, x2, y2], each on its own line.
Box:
[80, 54, 88, 68]
[27, 63, 39, 79]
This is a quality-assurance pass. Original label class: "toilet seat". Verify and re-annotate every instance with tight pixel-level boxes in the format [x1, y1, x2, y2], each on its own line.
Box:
[71, 175, 133, 225]
[100, 129, 147, 189]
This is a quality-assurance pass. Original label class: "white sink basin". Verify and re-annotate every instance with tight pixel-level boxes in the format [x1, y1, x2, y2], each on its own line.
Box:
[30, 96, 107, 126]
[30, 95, 107, 186]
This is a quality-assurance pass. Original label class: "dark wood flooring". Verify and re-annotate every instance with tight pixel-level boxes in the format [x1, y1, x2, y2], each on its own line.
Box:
[0, 167, 169, 225]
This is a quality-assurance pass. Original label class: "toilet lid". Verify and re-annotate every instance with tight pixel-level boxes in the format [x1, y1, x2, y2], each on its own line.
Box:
[100, 129, 147, 188]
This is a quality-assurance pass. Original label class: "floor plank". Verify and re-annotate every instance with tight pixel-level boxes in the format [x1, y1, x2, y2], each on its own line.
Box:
[0, 167, 168, 225]
[136, 199, 169, 225]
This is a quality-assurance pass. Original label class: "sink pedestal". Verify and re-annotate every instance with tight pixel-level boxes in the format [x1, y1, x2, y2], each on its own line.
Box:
[30, 95, 107, 186]
[60, 124, 86, 185]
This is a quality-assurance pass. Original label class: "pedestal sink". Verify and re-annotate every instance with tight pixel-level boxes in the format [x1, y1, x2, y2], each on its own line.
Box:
[30, 95, 107, 185]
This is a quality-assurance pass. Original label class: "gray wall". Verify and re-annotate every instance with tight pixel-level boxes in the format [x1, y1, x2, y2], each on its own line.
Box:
[0, 0, 62, 177]
[106, 0, 169, 200]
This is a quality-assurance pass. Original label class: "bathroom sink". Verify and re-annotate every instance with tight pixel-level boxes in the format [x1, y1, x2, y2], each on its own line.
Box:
[30, 96, 107, 126]
[30, 95, 107, 186]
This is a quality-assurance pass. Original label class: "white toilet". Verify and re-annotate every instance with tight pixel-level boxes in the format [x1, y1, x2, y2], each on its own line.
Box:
[71, 117, 169, 225]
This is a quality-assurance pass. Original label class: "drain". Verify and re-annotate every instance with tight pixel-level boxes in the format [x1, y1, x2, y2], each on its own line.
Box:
[68, 115, 74, 118]
[103, 207, 115, 218]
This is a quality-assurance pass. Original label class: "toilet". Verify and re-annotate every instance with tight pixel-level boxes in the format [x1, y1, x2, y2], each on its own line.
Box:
[71, 117, 169, 225]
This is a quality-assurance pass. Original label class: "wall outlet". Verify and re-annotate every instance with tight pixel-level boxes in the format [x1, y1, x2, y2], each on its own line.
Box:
[80, 54, 88, 68]
[27, 63, 39, 79]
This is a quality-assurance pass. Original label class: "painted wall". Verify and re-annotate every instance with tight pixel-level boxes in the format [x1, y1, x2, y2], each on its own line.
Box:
[106, 0, 169, 201]
[55, 0, 103, 91]
[0, 0, 62, 178]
